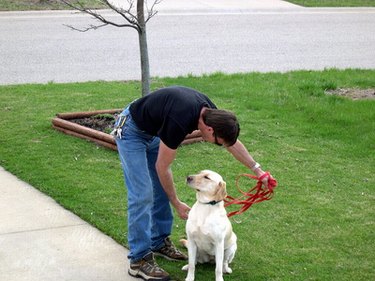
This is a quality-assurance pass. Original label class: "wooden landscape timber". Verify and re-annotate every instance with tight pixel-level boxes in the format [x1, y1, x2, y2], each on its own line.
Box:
[52, 109, 203, 150]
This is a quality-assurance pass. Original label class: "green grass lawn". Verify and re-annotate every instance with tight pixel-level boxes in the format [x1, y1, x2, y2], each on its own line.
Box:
[287, 0, 375, 7]
[0, 0, 106, 11]
[1, 69, 374, 280]
[1, 0, 374, 10]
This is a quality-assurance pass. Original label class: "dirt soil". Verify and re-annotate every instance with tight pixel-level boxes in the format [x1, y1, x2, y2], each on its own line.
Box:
[71, 114, 117, 134]
[325, 88, 375, 100]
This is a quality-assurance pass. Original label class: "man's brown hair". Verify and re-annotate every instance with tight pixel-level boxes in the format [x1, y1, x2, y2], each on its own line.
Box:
[202, 108, 240, 147]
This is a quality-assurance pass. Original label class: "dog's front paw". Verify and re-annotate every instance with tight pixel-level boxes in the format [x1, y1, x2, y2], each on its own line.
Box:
[223, 264, 232, 274]
[180, 239, 188, 248]
[182, 264, 189, 271]
[224, 267, 232, 274]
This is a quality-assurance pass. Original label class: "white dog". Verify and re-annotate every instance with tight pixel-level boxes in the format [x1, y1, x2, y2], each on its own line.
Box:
[181, 170, 237, 281]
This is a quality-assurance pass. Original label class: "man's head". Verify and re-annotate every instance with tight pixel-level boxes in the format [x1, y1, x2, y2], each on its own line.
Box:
[200, 108, 240, 147]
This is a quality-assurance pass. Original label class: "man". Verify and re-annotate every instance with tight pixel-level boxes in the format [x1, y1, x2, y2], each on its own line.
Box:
[113, 86, 272, 281]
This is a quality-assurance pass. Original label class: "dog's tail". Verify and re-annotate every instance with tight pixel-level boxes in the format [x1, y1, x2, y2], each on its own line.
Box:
[179, 239, 188, 249]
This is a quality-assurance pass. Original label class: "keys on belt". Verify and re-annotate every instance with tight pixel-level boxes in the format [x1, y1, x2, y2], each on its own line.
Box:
[111, 115, 127, 138]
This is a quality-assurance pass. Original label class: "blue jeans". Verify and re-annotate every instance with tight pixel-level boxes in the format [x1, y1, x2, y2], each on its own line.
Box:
[114, 106, 173, 263]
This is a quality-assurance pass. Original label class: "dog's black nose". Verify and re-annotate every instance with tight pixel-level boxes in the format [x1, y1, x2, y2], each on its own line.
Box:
[186, 176, 193, 183]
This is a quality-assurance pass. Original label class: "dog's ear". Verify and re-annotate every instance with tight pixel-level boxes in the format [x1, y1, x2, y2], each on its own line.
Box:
[214, 181, 227, 201]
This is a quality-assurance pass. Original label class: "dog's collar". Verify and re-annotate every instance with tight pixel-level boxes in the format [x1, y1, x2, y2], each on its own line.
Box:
[201, 200, 223, 206]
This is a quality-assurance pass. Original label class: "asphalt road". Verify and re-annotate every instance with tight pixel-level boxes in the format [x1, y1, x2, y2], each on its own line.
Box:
[1, 8, 374, 85]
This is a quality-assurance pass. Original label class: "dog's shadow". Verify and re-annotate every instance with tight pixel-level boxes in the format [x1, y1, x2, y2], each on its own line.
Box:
[183, 261, 237, 274]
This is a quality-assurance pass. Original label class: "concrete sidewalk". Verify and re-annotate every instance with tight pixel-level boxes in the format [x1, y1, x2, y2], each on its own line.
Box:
[0, 166, 138, 281]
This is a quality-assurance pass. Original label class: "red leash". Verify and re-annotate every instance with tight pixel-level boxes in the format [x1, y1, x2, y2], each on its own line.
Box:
[224, 172, 278, 218]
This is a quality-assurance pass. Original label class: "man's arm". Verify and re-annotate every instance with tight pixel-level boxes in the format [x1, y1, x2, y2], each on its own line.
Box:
[156, 140, 190, 220]
[226, 140, 269, 183]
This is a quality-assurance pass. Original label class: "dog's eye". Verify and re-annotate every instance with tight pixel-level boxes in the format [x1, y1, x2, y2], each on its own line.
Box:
[204, 175, 210, 180]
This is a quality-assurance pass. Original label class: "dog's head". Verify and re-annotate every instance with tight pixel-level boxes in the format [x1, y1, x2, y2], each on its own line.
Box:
[186, 170, 227, 203]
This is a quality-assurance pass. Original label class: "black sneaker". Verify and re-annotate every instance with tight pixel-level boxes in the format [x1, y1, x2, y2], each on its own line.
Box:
[153, 237, 188, 261]
[128, 252, 170, 281]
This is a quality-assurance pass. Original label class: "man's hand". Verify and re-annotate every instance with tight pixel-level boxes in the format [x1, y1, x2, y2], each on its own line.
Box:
[260, 172, 270, 188]
[254, 168, 273, 189]
[256, 170, 277, 191]
[174, 201, 191, 220]
[254, 167, 265, 181]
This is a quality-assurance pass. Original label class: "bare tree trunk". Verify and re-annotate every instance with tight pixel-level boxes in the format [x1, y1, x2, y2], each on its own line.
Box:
[137, 0, 151, 96]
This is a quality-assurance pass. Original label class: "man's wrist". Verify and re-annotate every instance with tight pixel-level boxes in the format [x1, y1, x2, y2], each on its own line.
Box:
[250, 162, 261, 171]
[170, 197, 181, 208]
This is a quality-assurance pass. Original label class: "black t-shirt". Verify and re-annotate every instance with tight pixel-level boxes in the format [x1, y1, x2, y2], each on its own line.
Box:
[129, 86, 217, 149]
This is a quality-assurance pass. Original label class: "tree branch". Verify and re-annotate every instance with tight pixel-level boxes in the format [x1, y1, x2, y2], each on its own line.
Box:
[100, 0, 141, 30]
[63, 23, 108, 32]
[145, 0, 161, 23]
[60, 0, 144, 32]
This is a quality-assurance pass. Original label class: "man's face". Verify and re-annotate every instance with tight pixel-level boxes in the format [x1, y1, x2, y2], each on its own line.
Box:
[199, 125, 224, 146]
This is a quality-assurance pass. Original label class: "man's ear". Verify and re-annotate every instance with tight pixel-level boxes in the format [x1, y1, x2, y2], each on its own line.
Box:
[206, 125, 214, 133]
[214, 181, 227, 201]
[200, 121, 213, 133]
